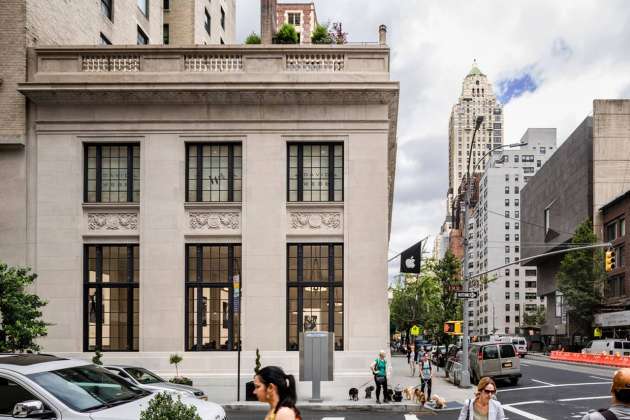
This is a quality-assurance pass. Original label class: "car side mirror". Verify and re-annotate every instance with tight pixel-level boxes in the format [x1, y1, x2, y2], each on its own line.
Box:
[12, 400, 45, 418]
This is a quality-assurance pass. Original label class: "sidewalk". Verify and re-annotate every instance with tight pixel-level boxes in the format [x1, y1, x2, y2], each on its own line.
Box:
[220, 354, 474, 412]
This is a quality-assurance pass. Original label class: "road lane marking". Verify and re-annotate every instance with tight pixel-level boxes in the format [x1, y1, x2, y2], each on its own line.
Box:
[531, 379, 554, 386]
[499, 381, 611, 392]
[590, 375, 609, 381]
[557, 396, 611, 402]
[505, 400, 544, 406]
[520, 362, 531, 366]
[503, 404, 548, 420]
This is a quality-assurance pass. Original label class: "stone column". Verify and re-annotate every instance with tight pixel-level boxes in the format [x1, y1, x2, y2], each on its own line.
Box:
[261, 0, 277, 44]
[379, 25, 387, 45]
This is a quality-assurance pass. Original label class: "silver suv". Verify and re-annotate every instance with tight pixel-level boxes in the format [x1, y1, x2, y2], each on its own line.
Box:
[468, 342, 522, 385]
[0, 354, 226, 420]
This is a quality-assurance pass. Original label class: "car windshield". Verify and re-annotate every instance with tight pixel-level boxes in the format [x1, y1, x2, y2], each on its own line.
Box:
[124, 367, 164, 384]
[28, 365, 150, 412]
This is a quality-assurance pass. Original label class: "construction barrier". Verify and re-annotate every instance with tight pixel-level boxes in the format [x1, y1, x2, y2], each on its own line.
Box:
[550, 350, 630, 368]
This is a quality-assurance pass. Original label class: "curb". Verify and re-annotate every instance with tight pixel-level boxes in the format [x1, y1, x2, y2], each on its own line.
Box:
[223, 401, 432, 413]
[524, 354, 616, 372]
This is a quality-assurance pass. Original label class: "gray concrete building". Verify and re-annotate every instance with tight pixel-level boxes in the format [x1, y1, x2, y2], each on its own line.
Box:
[3, 27, 399, 399]
[521, 100, 630, 344]
[469, 129, 556, 337]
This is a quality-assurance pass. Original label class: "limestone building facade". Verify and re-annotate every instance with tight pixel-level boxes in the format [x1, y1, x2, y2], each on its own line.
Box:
[9, 38, 399, 396]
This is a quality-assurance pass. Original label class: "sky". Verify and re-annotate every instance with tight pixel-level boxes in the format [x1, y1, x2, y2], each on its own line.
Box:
[235, 0, 630, 281]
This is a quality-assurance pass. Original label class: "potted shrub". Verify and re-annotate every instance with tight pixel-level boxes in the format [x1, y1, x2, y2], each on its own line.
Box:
[168, 353, 193, 386]
[311, 23, 332, 44]
[140, 392, 201, 420]
[273, 24, 299, 44]
[245, 32, 261, 44]
[245, 348, 262, 401]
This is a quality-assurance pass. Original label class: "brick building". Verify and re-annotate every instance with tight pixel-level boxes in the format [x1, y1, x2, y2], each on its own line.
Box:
[276, 2, 318, 44]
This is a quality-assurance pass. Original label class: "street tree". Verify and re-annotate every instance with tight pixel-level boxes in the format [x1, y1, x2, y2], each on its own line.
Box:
[522, 306, 546, 328]
[0, 262, 48, 352]
[555, 220, 606, 338]
[432, 251, 463, 345]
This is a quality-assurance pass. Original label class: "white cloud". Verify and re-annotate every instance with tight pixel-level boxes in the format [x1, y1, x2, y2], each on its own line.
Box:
[236, 1, 630, 277]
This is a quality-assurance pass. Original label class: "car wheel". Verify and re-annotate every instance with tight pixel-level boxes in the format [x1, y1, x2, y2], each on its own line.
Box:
[509, 377, 519, 386]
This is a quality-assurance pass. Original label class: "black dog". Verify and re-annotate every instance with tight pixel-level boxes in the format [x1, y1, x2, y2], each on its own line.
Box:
[364, 385, 375, 399]
[386, 389, 394, 402]
[348, 387, 359, 401]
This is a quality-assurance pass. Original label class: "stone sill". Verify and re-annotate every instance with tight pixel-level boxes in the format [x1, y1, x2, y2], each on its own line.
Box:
[184, 202, 242, 210]
[286, 202, 344, 209]
[82, 203, 140, 210]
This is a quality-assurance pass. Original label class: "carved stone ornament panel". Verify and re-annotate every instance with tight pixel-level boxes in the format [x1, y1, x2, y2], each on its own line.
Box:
[289, 212, 342, 231]
[189, 212, 240, 230]
[88, 213, 138, 231]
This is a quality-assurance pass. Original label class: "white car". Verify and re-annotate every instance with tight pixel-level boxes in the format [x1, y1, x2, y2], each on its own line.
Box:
[0, 353, 226, 420]
[104, 365, 208, 400]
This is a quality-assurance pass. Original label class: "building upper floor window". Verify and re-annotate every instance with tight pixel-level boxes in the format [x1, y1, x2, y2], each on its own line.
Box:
[525, 269, 536, 277]
[523, 167, 534, 174]
[101, 0, 113, 20]
[505, 186, 509, 194]
[526, 281, 536, 288]
[522, 155, 534, 162]
[515, 234, 520, 241]
[514, 199, 520, 207]
[137, 26, 149, 44]
[288, 143, 343, 202]
[85, 144, 139, 203]
[186, 143, 242, 202]
[605, 275, 625, 298]
[100, 33, 112, 45]
[288, 12, 301, 26]
[606, 218, 626, 242]
[514, 155, 519, 163]
[539, 147, 546, 154]
[514, 186, 519, 194]
[204, 8, 211, 35]
[163, 24, 170, 44]
[163, 0, 170, 10]
[221, 6, 226, 30]
[137, 0, 148, 16]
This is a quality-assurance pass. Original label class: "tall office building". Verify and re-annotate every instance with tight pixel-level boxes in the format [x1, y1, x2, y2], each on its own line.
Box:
[163, 0, 236, 45]
[447, 62, 504, 211]
[468, 129, 557, 336]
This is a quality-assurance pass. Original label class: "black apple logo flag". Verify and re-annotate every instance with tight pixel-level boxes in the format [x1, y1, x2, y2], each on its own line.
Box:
[400, 240, 422, 274]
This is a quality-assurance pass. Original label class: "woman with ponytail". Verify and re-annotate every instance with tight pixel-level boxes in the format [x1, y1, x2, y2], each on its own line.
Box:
[254, 366, 302, 420]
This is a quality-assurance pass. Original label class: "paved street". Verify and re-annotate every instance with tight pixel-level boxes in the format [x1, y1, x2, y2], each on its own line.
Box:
[226, 357, 618, 420]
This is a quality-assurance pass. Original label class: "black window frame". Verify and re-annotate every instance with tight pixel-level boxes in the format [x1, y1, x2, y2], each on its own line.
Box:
[204, 8, 211, 35]
[220, 6, 226, 30]
[84, 143, 140, 203]
[101, 0, 113, 20]
[163, 0, 170, 10]
[163, 24, 170, 44]
[83, 244, 139, 352]
[286, 243, 344, 351]
[100, 33, 112, 45]
[137, 0, 148, 16]
[287, 143, 344, 202]
[137, 26, 149, 45]
[184, 244, 242, 351]
[185, 142, 242, 203]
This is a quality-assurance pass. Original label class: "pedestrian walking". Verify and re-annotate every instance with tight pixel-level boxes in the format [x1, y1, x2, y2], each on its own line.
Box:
[370, 350, 390, 404]
[457, 377, 505, 420]
[582, 368, 630, 419]
[253, 366, 302, 420]
[419, 352, 433, 400]
[407, 344, 416, 376]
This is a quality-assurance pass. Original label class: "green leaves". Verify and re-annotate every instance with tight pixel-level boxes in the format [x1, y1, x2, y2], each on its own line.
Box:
[0, 262, 48, 352]
[274, 24, 299, 44]
[555, 220, 605, 332]
[139, 392, 202, 420]
[245, 32, 261, 44]
[311, 24, 332, 44]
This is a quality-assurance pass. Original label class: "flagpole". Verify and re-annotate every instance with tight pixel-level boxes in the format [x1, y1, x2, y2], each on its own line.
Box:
[388, 236, 429, 262]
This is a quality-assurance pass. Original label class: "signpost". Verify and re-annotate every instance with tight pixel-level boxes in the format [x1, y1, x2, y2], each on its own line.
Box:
[456, 291, 478, 299]
[234, 274, 241, 401]
[410, 325, 421, 336]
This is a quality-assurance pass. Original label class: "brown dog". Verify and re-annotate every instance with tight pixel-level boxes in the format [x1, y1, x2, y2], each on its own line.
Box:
[402, 386, 414, 401]
[413, 388, 426, 405]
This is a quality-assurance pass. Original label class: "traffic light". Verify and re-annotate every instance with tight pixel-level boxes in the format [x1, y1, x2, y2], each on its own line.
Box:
[605, 249, 616, 272]
[443, 321, 463, 335]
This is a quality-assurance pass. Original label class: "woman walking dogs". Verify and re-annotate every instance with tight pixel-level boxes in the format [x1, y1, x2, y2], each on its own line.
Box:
[458, 377, 505, 420]
[254, 366, 302, 420]
[371, 350, 390, 404]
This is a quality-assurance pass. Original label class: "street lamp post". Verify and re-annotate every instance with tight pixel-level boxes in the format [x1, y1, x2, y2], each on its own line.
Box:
[460, 117, 526, 387]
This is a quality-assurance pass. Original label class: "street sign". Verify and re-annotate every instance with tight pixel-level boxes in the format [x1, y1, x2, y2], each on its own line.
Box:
[594, 327, 602, 337]
[410, 325, 421, 336]
[456, 291, 478, 299]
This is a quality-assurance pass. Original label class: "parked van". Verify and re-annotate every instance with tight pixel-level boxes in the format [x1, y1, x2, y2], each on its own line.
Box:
[507, 336, 528, 357]
[583, 339, 630, 356]
[469, 341, 522, 385]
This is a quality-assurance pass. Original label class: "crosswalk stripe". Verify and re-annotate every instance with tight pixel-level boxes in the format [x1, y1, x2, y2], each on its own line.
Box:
[404, 415, 419, 420]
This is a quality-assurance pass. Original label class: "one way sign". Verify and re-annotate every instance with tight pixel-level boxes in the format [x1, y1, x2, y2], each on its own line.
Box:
[456, 291, 479, 299]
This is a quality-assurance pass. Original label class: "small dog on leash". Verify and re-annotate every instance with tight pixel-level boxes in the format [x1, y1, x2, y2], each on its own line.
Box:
[364, 385, 375, 399]
[348, 387, 359, 401]
[413, 388, 426, 405]
[402, 386, 414, 400]
[431, 394, 447, 409]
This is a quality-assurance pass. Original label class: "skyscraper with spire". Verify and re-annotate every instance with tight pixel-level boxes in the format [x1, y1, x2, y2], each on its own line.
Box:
[448, 61, 504, 200]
